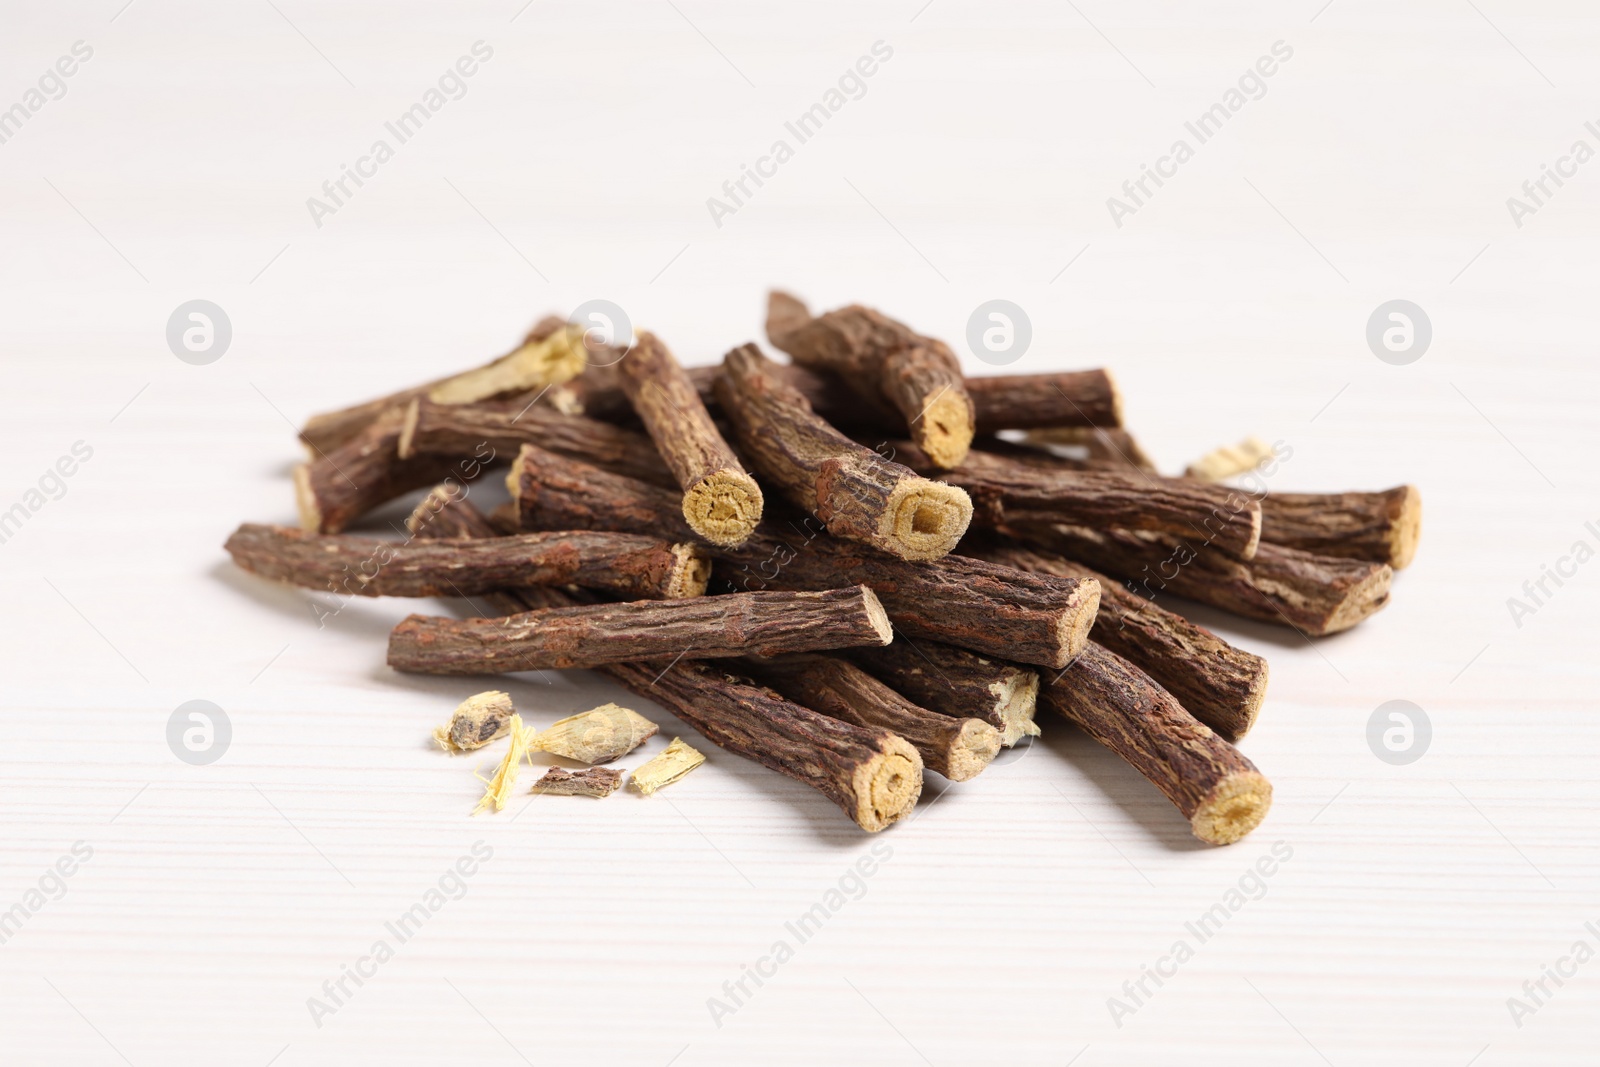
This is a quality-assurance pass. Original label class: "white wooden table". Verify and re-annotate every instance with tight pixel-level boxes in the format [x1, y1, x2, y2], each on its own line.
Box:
[3, 1, 1597, 1063]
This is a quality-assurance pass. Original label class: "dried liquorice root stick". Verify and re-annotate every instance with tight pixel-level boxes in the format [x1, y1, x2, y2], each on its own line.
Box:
[715, 344, 972, 561]
[299, 316, 584, 453]
[506, 443, 1101, 668]
[1010, 427, 1159, 474]
[1260, 486, 1422, 570]
[766, 291, 975, 469]
[398, 396, 675, 488]
[1010, 522, 1391, 636]
[605, 658, 923, 832]
[745, 655, 1000, 782]
[619, 331, 763, 546]
[294, 408, 476, 533]
[964, 371, 1122, 433]
[970, 541, 1268, 742]
[387, 586, 894, 674]
[405, 489, 599, 612]
[847, 641, 1039, 747]
[895, 442, 1261, 561]
[1039, 642, 1272, 845]
[224, 523, 709, 601]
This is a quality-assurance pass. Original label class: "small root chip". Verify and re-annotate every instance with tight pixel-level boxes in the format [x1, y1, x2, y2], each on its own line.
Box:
[474, 714, 536, 814]
[433, 690, 515, 753]
[532, 704, 658, 764]
[531, 766, 624, 798]
[629, 737, 706, 796]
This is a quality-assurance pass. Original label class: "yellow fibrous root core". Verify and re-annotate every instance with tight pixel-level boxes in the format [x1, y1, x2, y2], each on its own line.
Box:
[474, 714, 537, 814]
[1190, 771, 1273, 845]
[852, 735, 923, 832]
[914, 391, 976, 470]
[428, 325, 588, 405]
[881, 479, 972, 561]
[682, 469, 764, 548]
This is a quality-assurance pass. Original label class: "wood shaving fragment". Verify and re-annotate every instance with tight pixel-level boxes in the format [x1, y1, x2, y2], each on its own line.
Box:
[532, 704, 658, 764]
[629, 737, 706, 795]
[531, 766, 624, 798]
[474, 714, 536, 814]
[433, 690, 515, 753]
[1185, 436, 1272, 482]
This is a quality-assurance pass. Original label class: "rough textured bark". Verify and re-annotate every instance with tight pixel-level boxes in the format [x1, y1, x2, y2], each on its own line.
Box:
[971, 541, 1268, 742]
[605, 659, 924, 832]
[1009, 521, 1392, 636]
[531, 766, 623, 797]
[298, 317, 582, 453]
[1261, 486, 1421, 570]
[404, 486, 599, 611]
[1039, 642, 1272, 845]
[398, 395, 675, 488]
[847, 641, 1040, 747]
[506, 443, 1102, 668]
[294, 408, 481, 534]
[896, 442, 1261, 560]
[224, 523, 710, 601]
[619, 332, 763, 546]
[745, 655, 1000, 781]
[964, 370, 1122, 432]
[765, 291, 975, 469]
[715, 344, 972, 561]
[387, 586, 894, 674]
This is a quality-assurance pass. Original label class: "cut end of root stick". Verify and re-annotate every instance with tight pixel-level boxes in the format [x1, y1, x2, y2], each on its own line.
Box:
[913, 389, 975, 470]
[667, 543, 714, 599]
[851, 735, 923, 832]
[1388, 485, 1423, 570]
[292, 464, 322, 532]
[857, 586, 895, 646]
[1190, 770, 1273, 845]
[682, 469, 764, 547]
[944, 719, 1002, 783]
[1052, 578, 1103, 669]
[880, 479, 973, 562]
[1321, 563, 1394, 635]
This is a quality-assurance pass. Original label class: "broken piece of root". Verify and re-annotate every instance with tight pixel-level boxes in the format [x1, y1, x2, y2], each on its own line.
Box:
[433, 690, 515, 753]
[532, 704, 658, 764]
[474, 714, 537, 814]
[531, 766, 624, 797]
[628, 737, 707, 796]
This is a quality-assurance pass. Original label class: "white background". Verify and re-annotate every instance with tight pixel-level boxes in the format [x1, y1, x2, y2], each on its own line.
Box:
[2, 1, 1598, 1063]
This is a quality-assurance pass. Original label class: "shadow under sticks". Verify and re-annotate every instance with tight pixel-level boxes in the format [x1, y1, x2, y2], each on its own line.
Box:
[1031, 708, 1214, 854]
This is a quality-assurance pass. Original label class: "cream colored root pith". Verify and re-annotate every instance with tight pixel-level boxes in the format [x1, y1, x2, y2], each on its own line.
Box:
[428, 326, 587, 405]
[682, 469, 764, 547]
[942, 719, 1002, 783]
[879, 479, 972, 561]
[629, 737, 706, 795]
[852, 735, 923, 832]
[915, 390, 975, 469]
[1190, 771, 1273, 845]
